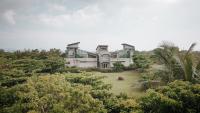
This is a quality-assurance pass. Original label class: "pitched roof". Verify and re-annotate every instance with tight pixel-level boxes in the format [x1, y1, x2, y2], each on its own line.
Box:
[67, 42, 80, 46]
[121, 43, 134, 47]
[96, 45, 108, 50]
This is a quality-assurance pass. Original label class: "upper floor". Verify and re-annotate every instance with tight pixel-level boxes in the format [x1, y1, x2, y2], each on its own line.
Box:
[66, 42, 135, 59]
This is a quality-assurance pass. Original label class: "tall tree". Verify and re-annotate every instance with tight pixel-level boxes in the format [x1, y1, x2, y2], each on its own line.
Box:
[154, 42, 199, 82]
[154, 41, 179, 82]
[176, 43, 200, 82]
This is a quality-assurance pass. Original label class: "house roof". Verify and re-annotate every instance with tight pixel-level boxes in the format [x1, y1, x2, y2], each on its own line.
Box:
[67, 42, 80, 46]
[96, 45, 108, 50]
[121, 43, 134, 47]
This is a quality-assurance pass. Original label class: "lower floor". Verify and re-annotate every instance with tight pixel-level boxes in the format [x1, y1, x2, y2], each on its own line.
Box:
[101, 62, 110, 69]
[65, 58, 133, 69]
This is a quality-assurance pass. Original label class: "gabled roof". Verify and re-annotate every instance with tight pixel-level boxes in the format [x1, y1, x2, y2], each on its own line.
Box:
[96, 45, 108, 50]
[121, 43, 134, 47]
[67, 42, 80, 46]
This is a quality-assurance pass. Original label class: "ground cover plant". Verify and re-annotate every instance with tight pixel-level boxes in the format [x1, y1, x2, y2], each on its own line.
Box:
[0, 42, 200, 113]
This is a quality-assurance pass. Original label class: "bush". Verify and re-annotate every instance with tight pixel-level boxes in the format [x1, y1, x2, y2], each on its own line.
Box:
[132, 54, 150, 72]
[64, 67, 80, 73]
[113, 62, 125, 72]
[123, 64, 136, 71]
[82, 68, 114, 73]
[139, 80, 200, 113]
[41, 58, 65, 73]
[0, 74, 107, 113]
[140, 81, 148, 90]
[99, 69, 114, 73]
[80, 67, 99, 72]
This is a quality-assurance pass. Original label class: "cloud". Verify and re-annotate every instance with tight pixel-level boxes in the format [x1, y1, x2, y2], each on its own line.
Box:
[152, 16, 159, 22]
[38, 14, 70, 27]
[0, 0, 199, 51]
[154, 0, 179, 4]
[2, 10, 16, 25]
[38, 5, 104, 27]
[47, 4, 66, 12]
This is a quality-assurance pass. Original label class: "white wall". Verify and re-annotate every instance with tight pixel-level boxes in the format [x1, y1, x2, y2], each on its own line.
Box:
[65, 58, 133, 68]
[66, 58, 97, 68]
[110, 58, 133, 67]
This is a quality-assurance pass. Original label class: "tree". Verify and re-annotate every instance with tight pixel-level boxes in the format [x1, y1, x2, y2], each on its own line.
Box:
[154, 41, 180, 82]
[113, 62, 125, 72]
[0, 74, 106, 113]
[154, 42, 200, 82]
[139, 80, 200, 113]
[41, 58, 65, 73]
[132, 54, 150, 72]
[176, 43, 200, 82]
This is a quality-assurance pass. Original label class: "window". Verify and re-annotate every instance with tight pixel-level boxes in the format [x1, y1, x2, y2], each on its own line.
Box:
[68, 51, 74, 55]
[102, 63, 108, 68]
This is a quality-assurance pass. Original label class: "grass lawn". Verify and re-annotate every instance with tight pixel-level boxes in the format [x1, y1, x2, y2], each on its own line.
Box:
[93, 71, 145, 98]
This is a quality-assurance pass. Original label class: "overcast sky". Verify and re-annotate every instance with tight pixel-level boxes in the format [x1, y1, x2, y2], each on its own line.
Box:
[0, 0, 199, 52]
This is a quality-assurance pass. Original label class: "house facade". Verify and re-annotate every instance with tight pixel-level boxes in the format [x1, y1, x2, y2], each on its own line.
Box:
[65, 42, 135, 69]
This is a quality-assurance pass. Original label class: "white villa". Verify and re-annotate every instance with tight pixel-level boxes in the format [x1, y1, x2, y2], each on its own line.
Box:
[65, 42, 135, 69]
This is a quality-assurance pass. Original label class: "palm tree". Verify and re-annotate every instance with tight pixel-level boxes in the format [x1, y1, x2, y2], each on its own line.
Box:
[176, 43, 200, 82]
[154, 41, 179, 82]
[154, 42, 199, 82]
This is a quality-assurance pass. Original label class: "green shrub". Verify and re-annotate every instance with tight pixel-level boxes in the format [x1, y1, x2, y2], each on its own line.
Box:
[113, 62, 125, 72]
[0, 74, 107, 113]
[139, 80, 200, 113]
[81, 68, 114, 73]
[99, 69, 114, 73]
[64, 67, 80, 73]
[132, 54, 150, 72]
[41, 58, 65, 73]
[196, 61, 200, 73]
[122, 64, 136, 71]
[80, 67, 99, 72]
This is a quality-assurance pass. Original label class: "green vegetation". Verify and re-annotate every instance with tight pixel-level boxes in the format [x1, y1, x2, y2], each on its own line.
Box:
[154, 42, 200, 83]
[0, 49, 138, 113]
[136, 42, 200, 113]
[0, 72, 140, 113]
[94, 71, 144, 98]
[0, 41, 200, 113]
[113, 62, 125, 72]
[139, 80, 200, 113]
[132, 53, 150, 72]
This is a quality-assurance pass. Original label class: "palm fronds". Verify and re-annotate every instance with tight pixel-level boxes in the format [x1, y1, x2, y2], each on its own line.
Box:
[154, 42, 199, 82]
[177, 43, 197, 81]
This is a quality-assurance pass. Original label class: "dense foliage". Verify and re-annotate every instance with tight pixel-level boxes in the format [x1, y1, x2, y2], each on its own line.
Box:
[113, 62, 125, 72]
[153, 42, 200, 83]
[132, 54, 150, 72]
[0, 49, 138, 113]
[0, 73, 138, 113]
[0, 49, 65, 87]
[139, 80, 200, 113]
[1, 74, 107, 113]
[1, 43, 200, 113]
